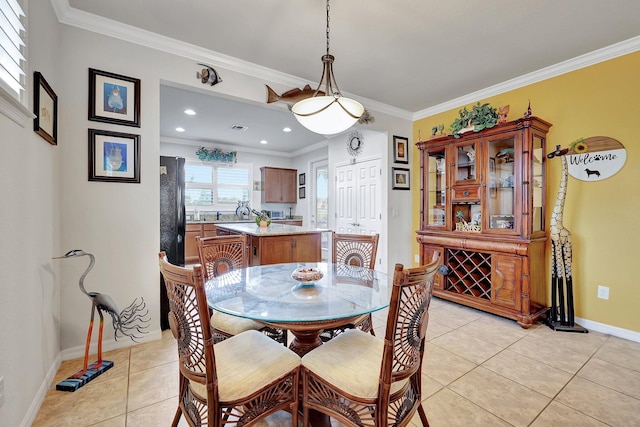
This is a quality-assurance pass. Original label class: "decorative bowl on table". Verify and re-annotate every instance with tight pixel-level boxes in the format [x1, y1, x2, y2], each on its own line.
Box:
[291, 267, 323, 283]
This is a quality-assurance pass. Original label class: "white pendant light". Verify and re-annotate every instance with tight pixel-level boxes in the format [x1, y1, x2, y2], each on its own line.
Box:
[292, 0, 364, 135]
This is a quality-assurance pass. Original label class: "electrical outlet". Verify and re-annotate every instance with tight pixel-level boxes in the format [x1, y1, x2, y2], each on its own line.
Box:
[597, 285, 609, 300]
[0, 376, 4, 407]
[414, 254, 420, 263]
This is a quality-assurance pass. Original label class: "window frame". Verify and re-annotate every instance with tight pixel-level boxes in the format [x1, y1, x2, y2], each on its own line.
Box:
[184, 159, 253, 212]
[0, 0, 33, 126]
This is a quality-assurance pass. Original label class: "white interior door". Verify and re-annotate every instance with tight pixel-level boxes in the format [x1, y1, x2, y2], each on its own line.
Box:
[335, 158, 384, 271]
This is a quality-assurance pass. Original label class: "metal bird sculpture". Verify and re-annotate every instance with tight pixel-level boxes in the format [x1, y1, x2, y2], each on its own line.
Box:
[53, 249, 150, 385]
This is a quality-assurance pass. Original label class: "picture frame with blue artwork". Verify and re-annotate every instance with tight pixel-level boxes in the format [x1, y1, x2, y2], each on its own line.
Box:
[88, 68, 140, 127]
[88, 129, 140, 183]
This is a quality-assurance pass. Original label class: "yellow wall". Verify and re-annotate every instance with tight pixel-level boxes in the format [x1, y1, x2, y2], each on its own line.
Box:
[412, 51, 640, 333]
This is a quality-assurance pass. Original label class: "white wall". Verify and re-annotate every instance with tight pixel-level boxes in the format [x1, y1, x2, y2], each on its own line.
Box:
[2, 5, 413, 424]
[0, 2, 61, 426]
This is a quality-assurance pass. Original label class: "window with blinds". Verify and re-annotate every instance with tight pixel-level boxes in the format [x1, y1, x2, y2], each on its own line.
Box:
[185, 160, 251, 209]
[0, 0, 27, 102]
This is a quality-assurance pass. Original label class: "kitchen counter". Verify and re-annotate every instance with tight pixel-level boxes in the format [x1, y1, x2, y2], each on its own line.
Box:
[215, 223, 329, 266]
[215, 222, 329, 236]
[187, 216, 303, 225]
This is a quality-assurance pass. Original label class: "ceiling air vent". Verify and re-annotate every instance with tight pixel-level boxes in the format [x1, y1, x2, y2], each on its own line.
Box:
[230, 125, 248, 131]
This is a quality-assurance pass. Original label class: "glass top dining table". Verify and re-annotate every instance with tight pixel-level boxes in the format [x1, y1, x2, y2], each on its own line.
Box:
[205, 262, 392, 355]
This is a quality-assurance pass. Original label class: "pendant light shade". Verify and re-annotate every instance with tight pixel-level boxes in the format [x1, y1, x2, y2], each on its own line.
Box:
[292, 1, 363, 135]
[292, 95, 364, 135]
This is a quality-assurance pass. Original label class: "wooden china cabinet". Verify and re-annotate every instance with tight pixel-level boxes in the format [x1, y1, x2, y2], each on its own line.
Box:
[416, 116, 551, 328]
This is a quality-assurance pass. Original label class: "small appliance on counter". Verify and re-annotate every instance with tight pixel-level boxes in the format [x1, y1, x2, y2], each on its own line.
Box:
[268, 210, 285, 219]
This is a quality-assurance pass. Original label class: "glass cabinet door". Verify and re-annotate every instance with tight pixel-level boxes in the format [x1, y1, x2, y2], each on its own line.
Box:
[486, 136, 516, 231]
[426, 148, 447, 227]
[454, 141, 478, 183]
[532, 135, 545, 233]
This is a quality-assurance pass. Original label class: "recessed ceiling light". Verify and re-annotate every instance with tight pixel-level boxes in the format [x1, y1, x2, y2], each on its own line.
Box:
[184, 109, 196, 116]
[231, 125, 248, 131]
[283, 127, 292, 132]
[260, 140, 268, 145]
[176, 127, 185, 132]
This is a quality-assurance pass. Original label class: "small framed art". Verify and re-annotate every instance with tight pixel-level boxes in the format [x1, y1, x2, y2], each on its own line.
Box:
[89, 68, 141, 127]
[299, 173, 306, 186]
[33, 71, 58, 145]
[392, 167, 410, 190]
[88, 129, 140, 183]
[393, 135, 409, 164]
[299, 187, 306, 199]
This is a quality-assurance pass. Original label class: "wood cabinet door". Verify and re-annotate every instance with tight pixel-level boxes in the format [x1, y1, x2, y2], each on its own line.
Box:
[185, 224, 202, 264]
[203, 224, 217, 237]
[491, 255, 522, 311]
[259, 236, 293, 265]
[280, 169, 297, 203]
[291, 234, 321, 262]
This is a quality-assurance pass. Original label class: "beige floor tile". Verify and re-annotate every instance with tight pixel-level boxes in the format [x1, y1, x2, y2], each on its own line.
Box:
[482, 349, 573, 398]
[556, 376, 640, 426]
[457, 316, 529, 348]
[127, 361, 179, 412]
[126, 397, 190, 426]
[428, 303, 483, 329]
[420, 373, 444, 399]
[422, 342, 477, 386]
[530, 401, 608, 427]
[449, 366, 550, 427]
[577, 357, 640, 399]
[420, 387, 512, 427]
[89, 415, 126, 427]
[528, 325, 609, 356]
[425, 319, 452, 341]
[129, 330, 178, 373]
[32, 375, 128, 427]
[508, 335, 591, 373]
[593, 335, 640, 372]
[429, 329, 504, 364]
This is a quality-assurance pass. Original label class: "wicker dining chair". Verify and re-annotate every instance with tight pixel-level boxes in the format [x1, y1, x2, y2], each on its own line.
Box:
[196, 235, 287, 345]
[301, 253, 440, 427]
[158, 252, 300, 427]
[319, 232, 380, 341]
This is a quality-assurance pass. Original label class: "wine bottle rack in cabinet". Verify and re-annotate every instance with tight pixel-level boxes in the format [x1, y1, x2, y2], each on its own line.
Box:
[444, 249, 491, 300]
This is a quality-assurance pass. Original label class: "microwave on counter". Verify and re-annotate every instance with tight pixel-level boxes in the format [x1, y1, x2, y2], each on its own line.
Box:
[266, 210, 285, 219]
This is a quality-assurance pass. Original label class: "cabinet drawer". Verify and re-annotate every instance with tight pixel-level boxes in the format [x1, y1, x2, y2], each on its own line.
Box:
[451, 185, 481, 202]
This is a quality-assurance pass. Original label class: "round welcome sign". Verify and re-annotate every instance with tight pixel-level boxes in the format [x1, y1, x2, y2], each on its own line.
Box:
[567, 136, 626, 181]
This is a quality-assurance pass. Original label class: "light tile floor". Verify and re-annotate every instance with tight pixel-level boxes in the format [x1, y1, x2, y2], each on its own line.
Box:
[33, 298, 640, 426]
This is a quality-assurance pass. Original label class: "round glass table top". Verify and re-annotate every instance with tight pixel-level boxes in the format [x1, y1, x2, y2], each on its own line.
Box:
[205, 262, 391, 323]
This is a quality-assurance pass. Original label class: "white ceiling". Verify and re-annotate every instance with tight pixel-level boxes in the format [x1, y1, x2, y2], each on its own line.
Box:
[64, 0, 640, 152]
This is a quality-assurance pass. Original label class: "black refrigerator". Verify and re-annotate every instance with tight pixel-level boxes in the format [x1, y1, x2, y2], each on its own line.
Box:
[159, 156, 186, 329]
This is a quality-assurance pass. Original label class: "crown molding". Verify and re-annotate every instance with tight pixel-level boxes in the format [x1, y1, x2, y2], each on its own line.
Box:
[413, 35, 640, 120]
[160, 136, 328, 158]
[51, 0, 412, 121]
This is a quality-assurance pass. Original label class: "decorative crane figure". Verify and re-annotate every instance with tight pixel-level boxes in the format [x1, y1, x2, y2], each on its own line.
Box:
[53, 249, 150, 391]
[546, 146, 587, 333]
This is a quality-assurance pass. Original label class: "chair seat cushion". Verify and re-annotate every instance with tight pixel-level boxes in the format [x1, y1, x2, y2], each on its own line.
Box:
[302, 329, 386, 399]
[211, 311, 263, 335]
[191, 330, 300, 402]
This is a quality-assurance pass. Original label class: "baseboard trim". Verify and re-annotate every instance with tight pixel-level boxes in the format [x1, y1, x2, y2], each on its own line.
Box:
[574, 317, 640, 343]
[20, 353, 61, 427]
[61, 329, 164, 360]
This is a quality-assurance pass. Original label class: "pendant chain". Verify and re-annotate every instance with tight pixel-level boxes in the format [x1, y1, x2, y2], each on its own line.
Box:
[326, 0, 330, 55]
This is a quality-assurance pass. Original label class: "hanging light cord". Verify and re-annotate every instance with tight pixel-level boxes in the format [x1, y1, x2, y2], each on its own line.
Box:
[326, 0, 330, 57]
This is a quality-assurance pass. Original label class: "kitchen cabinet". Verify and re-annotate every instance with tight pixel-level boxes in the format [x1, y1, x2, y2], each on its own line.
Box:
[416, 116, 551, 328]
[215, 222, 325, 266]
[261, 167, 297, 203]
[185, 223, 202, 265]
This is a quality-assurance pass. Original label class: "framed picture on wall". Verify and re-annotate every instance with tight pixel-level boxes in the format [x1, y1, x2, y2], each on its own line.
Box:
[33, 71, 58, 145]
[89, 68, 141, 127]
[392, 167, 410, 190]
[393, 135, 409, 164]
[88, 129, 140, 183]
[299, 173, 306, 186]
[299, 187, 306, 199]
